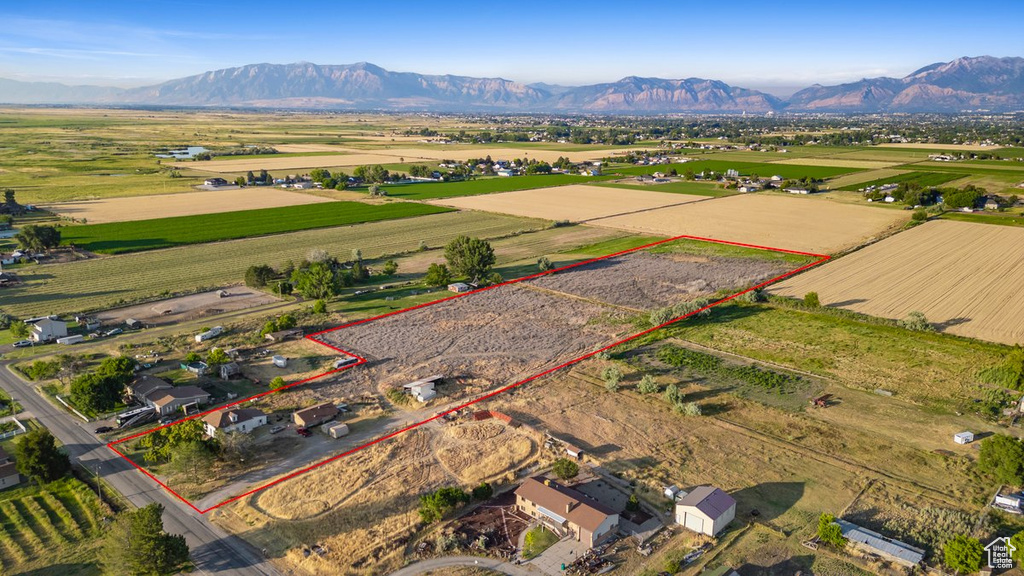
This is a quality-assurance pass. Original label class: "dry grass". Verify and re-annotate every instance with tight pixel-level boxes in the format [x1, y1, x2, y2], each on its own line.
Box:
[876, 143, 1005, 151]
[827, 169, 911, 190]
[771, 219, 1024, 345]
[590, 194, 909, 254]
[178, 153, 417, 173]
[42, 188, 333, 223]
[431, 184, 705, 221]
[770, 158, 901, 169]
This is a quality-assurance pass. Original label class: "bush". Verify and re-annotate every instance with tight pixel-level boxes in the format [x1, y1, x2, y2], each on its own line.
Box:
[817, 513, 846, 547]
[637, 374, 658, 394]
[675, 402, 702, 416]
[312, 299, 327, 314]
[978, 434, 1024, 484]
[269, 377, 286, 389]
[943, 534, 983, 574]
[911, 209, 928, 222]
[552, 458, 579, 480]
[472, 482, 493, 500]
[602, 365, 622, 391]
[418, 487, 469, 523]
[742, 287, 767, 303]
[803, 291, 820, 307]
[424, 263, 452, 287]
[626, 493, 640, 512]
[537, 256, 554, 271]
[897, 311, 933, 332]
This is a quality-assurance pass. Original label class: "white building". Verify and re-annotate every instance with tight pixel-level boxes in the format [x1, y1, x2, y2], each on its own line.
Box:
[403, 376, 441, 402]
[29, 318, 67, 343]
[954, 431, 974, 444]
[675, 486, 736, 536]
[202, 408, 267, 437]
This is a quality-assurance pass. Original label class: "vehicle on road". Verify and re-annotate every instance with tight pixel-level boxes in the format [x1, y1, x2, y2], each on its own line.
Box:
[13, 340, 32, 348]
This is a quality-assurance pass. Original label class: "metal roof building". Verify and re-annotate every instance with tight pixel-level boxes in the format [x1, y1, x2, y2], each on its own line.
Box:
[835, 519, 924, 567]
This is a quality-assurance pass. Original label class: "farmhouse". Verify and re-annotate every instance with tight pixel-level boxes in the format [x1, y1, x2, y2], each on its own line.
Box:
[403, 375, 442, 402]
[146, 386, 210, 416]
[29, 318, 67, 343]
[127, 375, 172, 403]
[202, 408, 267, 436]
[293, 402, 339, 428]
[0, 448, 21, 490]
[675, 486, 736, 536]
[515, 477, 619, 548]
[834, 519, 924, 567]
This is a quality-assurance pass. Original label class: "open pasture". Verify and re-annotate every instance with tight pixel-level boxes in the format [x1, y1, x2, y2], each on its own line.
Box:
[365, 173, 615, 200]
[827, 169, 912, 190]
[60, 201, 452, 254]
[835, 171, 963, 191]
[616, 159, 861, 180]
[771, 219, 1024, 345]
[591, 194, 908, 254]
[769, 157, 901, 169]
[876, 143, 1005, 151]
[430, 184, 707, 221]
[3, 211, 544, 317]
[43, 187, 334, 223]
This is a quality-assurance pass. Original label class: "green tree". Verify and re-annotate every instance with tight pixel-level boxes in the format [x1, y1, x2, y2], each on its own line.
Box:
[102, 503, 189, 576]
[25, 359, 59, 381]
[552, 458, 579, 480]
[293, 262, 340, 299]
[206, 348, 230, 367]
[312, 299, 327, 314]
[943, 534, 982, 575]
[168, 441, 214, 478]
[816, 513, 846, 547]
[184, 351, 200, 363]
[803, 292, 820, 307]
[418, 487, 469, 523]
[381, 260, 398, 277]
[269, 376, 286, 389]
[244, 264, 276, 288]
[664, 383, 682, 405]
[626, 493, 640, 512]
[1010, 530, 1024, 564]
[276, 314, 297, 330]
[233, 176, 246, 187]
[9, 320, 29, 339]
[537, 256, 553, 271]
[259, 320, 279, 337]
[472, 482, 494, 500]
[979, 434, 1024, 484]
[637, 374, 659, 394]
[70, 372, 123, 412]
[14, 429, 71, 484]
[444, 236, 495, 281]
[14, 225, 60, 252]
[424, 263, 452, 287]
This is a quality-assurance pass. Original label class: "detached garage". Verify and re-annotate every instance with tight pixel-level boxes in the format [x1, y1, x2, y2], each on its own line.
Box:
[675, 486, 736, 537]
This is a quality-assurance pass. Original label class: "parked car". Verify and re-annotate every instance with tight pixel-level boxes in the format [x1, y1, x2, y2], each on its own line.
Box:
[12, 340, 32, 348]
[94, 426, 113, 434]
[296, 427, 312, 437]
[104, 328, 123, 337]
[159, 416, 177, 425]
[269, 425, 286, 434]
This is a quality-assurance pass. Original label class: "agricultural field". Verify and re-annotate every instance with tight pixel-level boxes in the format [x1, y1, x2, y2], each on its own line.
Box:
[771, 219, 1024, 345]
[2, 211, 546, 317]
[826, 169, 911, 190]
[591, 194, 909, 254]
[60, 200, 453, 254]
[594, 179, 734, 197]
[430, 184, 707, 221]
[358, 173, 616, 201]
[42, 187, 333, 224]
[0, 477, 108, 576]
[876, 143, 1006, 151]
[616, 159, 861, 180]
[835, 171, 963, 191]
[769, 157, 902, 169]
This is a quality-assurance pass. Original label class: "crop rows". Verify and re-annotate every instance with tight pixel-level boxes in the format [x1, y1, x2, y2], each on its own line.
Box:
[5, 211, 548, 317]
[615, 159, 860, 180]
[836, 171, 962, 191]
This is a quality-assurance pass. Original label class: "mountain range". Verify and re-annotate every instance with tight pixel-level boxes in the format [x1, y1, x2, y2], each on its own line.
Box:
[1, 56, 1022, 113]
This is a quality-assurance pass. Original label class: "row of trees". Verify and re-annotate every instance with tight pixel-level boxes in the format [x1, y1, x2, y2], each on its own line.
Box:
[15, 224, 61, 252]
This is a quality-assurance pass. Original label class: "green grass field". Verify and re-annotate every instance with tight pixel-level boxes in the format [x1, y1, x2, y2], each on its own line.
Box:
[60, 201, 453, 254]
[356, 173, 616, 200]
[836, 171, 962, 191]
[939, 211, 1024, 227]
[4, 211, 547, 317]
[0, 477, 107, 576]
[614, 160, 860, 180]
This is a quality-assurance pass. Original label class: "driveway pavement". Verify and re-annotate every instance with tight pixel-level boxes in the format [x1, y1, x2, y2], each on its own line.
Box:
[528, 535, 589, 576]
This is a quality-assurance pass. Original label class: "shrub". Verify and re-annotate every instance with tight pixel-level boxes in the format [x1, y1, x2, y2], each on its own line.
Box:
[637, 374, 658, 394]
[552, 458, 579, 480]
[897, 311, 933, 332]
[472, 482, 493, 500]
[602, 365, 622, 391]
[537, 256, 554, 271]
[803, 291, 820, 307]
[817, 513, 846, 547]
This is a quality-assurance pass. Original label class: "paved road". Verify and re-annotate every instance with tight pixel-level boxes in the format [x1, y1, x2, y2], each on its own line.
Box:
[389, 555, 537, 576]
[0, 363, 283, 576]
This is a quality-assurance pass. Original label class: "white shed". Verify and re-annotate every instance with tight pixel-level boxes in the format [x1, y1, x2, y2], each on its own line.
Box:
[954, 431, 974, 444]
[323, 422, 350, 439]
[675, 486, 736, 537]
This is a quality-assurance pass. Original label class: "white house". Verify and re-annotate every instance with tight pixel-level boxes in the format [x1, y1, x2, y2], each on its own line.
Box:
[0, 448, 21, 490]
[675, 486, 736, 536]
[202, 408, 267, 437]
[29, 318, 67, 343]
[403, 376, 441, 402]
[954, 431, 974, 444]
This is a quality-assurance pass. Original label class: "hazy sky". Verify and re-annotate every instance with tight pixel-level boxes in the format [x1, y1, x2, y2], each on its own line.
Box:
[1, 0, 1022, 94]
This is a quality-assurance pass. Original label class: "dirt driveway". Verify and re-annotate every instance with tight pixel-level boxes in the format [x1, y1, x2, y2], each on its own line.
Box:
[96, 287, 278, 326]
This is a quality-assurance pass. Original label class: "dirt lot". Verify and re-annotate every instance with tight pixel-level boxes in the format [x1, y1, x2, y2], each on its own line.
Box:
[590, 194, 909, 254]
[771, 219, 1024, 345]
[431, 184, 706, 222]
[42, 187, 333, 223]
[95, 287, 278, 326]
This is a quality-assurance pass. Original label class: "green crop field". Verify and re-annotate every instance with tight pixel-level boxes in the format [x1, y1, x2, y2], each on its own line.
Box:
[4, 211, 547, 317]
[614, 160, 860, 180]
[0, 477, 107, 575]
[939, 211, 1024, 228]
[357, 173, 616, 200]
[60, 201, 453, 254]
[836, 171, 962, 191]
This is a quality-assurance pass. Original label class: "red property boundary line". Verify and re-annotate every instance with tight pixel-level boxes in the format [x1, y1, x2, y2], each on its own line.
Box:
[107, 234, 829, 514]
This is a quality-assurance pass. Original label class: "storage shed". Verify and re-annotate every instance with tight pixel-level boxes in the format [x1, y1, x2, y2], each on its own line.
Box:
[954, 431, 974, 444]
[675, 486, 736, 536]
[323, 422, 350, 438]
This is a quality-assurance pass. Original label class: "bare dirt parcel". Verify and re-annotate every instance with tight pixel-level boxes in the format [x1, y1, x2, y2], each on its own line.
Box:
[771, 219, 1024, 345]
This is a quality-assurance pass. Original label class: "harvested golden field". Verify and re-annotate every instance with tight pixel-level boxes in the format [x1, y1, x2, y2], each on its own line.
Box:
[42, 187, 334, 223]
[431, 184, 706, 221]
[876, 142, 1004, 151]
[771, 219, 1024, 345]
[591, 194, 908, 254]
[770, 157, 901, 169]
[179, 153, 416, 173]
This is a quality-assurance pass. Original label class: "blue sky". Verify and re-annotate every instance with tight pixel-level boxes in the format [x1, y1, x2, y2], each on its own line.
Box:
[1, 0, 1022, 94]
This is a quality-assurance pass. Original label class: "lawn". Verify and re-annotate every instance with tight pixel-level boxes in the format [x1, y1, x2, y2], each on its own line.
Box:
[60, 201, 453, 254]
[354, 173, 617, 200]
[835, 171, 962, 191]
[521, 526, 558, 559]
[0, 476, 108, 576]
[613, 159, 860, 180]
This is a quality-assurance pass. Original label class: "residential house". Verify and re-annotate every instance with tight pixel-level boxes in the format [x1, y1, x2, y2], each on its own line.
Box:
[202, 408, 267, 437]
[127, 375, 172, 403]
[0, 448, 21, 490]
[675, 486, 736, 536]
[515, 477, 619, 548]
[834, 519, 924, 567]
[146, 386, 210, 416]
[29, 318, 67, 343]
[219, 362, 241, 380]
[496, 169, 516, 177]
[293, 402, 339, 428]
[204, 177, 228, 186]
